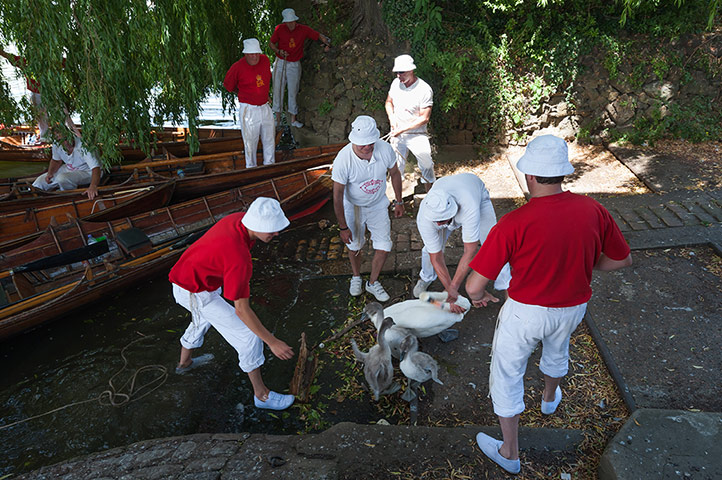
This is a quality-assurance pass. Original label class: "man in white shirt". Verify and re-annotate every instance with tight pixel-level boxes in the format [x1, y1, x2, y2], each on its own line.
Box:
[332, 115, 405, 302]
[385, 54, 435, 192]
[414, 173, 510, 312]
[32, 134, 102, 199]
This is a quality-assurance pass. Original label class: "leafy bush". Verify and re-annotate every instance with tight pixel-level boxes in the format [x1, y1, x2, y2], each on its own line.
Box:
[381, 0, 719, 143]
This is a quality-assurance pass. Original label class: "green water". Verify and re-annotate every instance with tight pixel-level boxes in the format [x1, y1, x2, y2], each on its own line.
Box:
[0, 160, 46, 179]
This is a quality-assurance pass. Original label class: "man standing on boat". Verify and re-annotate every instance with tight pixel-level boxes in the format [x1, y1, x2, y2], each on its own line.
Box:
[31, 132, 102, 200]
[223, 38, 275, 168]
[169, 197, 296, 411]
[332, 115, 404, 302]
[269, 8, 331, 128]
[385, 54, 435, 192]
[465, 135, 632, 474]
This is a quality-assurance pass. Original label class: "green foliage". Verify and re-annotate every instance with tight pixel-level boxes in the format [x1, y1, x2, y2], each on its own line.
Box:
[381, 0, 718, 143]
[622, 98, 722, 143]
[316, 0, 352, 45]
[318, 99, 334, 116]
[0, 0, 279, 164]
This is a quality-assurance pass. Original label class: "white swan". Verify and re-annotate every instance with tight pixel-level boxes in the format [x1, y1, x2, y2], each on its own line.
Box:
[350, 316, 400, 401]
[382, 291, 471, 338]
[399, 334, 443, 401]
[361, 302, 414, 359]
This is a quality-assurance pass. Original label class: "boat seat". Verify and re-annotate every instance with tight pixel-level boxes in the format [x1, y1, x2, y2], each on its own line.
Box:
[116, 228, 152, 258]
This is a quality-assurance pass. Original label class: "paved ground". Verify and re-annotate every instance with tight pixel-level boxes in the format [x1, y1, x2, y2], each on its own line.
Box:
[16, 143, 722, 479]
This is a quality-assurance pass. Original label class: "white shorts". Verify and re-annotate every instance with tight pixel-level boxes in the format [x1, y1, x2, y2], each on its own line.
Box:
[173, 284, 264, 373]
[489, 297, 586, 417]
[343, 200, 392, 252]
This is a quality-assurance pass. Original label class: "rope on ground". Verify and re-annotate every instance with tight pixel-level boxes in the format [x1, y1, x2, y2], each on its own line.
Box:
[0, 333, 168, 431]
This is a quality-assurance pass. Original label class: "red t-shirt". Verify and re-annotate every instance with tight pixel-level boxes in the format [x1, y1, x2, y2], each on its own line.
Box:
[169, 212, 255, 301]
[270, 23, 320, 62]
[223, 55, 271, 106]
[469, 191, 630, 308]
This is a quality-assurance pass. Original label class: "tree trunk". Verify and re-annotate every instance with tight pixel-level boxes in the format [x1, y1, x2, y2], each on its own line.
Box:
[352, 0, 390, 41]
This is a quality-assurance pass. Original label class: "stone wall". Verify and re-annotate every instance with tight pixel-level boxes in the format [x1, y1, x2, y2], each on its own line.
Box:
[506, 33, 722, 144]
[293, 29, 721, 146]
[292, 37, 394, 146]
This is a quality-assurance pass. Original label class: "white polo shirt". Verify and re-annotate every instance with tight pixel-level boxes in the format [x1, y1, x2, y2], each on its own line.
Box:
[417, 173, 491, 253]
[331, 140, 396, 207]
[388, 77, 433, 134]
[51, 137, 101, 171]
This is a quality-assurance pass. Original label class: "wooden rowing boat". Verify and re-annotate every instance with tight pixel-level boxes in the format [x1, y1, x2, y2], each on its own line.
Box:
[0, 182, 176, 252]
[0, 165, 332, 340]
[0, 143, 345, 205]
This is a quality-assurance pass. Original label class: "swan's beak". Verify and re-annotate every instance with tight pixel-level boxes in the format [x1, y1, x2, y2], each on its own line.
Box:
[360, 312, 370, 322]
[399, 351, 406, 361]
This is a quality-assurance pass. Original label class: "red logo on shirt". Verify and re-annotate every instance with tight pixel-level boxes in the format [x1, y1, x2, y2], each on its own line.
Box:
[289, 38, 296, 49]
[360, 179, 383, 194]
[256, 75, 264, 87]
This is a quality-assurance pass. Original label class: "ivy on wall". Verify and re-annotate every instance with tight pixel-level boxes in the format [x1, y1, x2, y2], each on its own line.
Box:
[381, 0, 720, 143]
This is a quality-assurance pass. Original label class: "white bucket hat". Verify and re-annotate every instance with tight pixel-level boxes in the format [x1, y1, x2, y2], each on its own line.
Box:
[242, 38, 262, 55]
[348, 115, 380, 145]
[423, 190, 458, 221]
[393, 54, 416, 72]
[282, 8, 299, 22]
[241, 197, 290, 233]
[516, 135, 574, 176]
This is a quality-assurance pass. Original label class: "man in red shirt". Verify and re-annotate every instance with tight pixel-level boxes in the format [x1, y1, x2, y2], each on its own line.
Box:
[269, 8, 331, 128]
[465, 135, 632, 474]
[169, 197, 296, 410]
[1, 49, 48, 142]
[223, 38, 275, 168]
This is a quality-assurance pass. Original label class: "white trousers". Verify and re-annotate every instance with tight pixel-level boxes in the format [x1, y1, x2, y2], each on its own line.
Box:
[488, 298, 586, 418]
[30, 92, 49, 141]
[419, 198, 511, 289]
[239, 103, 275, 168]
[32, 164, 92, 191]
[344, 200, 392, 252]
[173, 284, 265, 373]
[272, 59, 301, 115]
[390, 133, 435, 184]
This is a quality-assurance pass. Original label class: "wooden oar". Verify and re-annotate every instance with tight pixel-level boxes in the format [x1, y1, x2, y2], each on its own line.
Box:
[0, 239, 109, 280]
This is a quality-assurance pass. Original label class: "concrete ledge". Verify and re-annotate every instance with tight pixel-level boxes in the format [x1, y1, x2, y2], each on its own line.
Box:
[599, 409, 722, 480]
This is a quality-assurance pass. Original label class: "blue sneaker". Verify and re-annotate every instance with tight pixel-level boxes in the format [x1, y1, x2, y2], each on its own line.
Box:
[254, 391, 295, 410]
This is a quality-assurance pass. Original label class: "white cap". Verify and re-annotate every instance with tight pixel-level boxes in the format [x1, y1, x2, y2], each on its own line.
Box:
[392, 54, 416, 72]
[516, 135, 574, 177]
[242, 38, 262, 55]
[282, 8, 299, 22]
[241, 197, 290, 233]
[423, 190, 458, 221]
[348, 115, 380, 145]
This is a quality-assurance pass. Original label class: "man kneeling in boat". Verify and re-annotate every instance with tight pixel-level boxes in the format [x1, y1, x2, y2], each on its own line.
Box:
[169, 197, 296, 410]
[32, 132, 102, 200]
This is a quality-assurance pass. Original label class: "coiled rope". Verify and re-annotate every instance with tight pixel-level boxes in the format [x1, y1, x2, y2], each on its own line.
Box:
[0, 333, 169, 431]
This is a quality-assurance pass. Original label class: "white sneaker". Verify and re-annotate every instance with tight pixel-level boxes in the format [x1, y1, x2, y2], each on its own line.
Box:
[291, 120, 304, 128]
[365, 281, 390, 302]
[476, 432, 520, 474]
[413, 279, 432, 298]
[349, 276, 363, 296]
